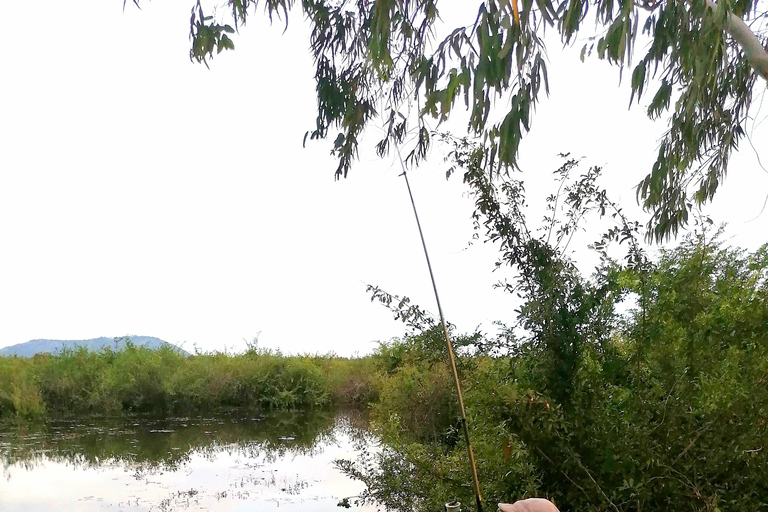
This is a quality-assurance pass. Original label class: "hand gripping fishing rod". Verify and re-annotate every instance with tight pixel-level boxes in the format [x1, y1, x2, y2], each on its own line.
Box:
[396, 147, 483, 512]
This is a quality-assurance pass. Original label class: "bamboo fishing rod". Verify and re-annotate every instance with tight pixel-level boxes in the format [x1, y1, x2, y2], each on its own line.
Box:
[395, 147, 484, 512]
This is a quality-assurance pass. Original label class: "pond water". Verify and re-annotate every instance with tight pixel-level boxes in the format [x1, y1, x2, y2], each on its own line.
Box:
[0, 410, 379, 512]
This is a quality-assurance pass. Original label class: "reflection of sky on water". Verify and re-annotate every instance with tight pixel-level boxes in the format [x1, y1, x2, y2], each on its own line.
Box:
[0, 414, 379, 512]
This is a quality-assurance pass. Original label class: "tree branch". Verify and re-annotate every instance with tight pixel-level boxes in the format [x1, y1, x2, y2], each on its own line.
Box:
[706, 0, 768, 81]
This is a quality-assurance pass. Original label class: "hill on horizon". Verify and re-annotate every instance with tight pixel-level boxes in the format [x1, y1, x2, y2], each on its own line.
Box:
[0, 336, 190, 357]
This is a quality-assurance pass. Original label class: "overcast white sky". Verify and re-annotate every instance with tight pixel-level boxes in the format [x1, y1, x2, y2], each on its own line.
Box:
[1, 1, 766, 355]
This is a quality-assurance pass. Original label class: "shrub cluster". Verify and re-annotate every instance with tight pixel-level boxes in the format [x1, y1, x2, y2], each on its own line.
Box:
[341, 238, 768, 512]
[0, 345, 382, 418]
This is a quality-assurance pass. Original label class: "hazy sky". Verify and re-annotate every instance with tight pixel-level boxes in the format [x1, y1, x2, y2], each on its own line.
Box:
[1, 1, 766, 355]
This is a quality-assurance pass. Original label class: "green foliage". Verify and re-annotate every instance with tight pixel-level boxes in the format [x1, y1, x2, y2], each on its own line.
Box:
[373, 361, 458, 441]
[0, 346, 384, 418]
[188, 0, 236, 68]
[133, 0, 767, 240]
[485, 236, 768, 512]
[339, 235, 768, 512]
[319, 355, 383, 405]
[337, 155, 767, 512]
[35, 347, 112, 412]
[3, 231, 765, 511]
[0, 356, 45, 419]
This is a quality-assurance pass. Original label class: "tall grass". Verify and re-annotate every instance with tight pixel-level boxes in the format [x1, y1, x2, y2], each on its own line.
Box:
[0, 344, 383, 419]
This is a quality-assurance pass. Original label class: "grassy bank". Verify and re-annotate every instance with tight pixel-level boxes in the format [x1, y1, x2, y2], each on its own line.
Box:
[0, 345, 382, 418]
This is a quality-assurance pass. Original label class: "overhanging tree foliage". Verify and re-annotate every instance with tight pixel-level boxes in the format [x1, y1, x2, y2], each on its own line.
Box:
[137, 0, 768, 241]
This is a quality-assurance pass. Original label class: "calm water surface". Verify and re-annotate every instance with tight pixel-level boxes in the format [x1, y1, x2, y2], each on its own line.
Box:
[0, 410, 378, 512]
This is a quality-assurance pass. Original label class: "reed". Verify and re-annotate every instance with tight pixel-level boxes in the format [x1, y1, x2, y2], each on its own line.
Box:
[0, 344, 384, 418]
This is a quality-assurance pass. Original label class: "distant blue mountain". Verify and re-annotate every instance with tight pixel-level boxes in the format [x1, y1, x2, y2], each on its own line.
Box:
[0, 336, 190, 357]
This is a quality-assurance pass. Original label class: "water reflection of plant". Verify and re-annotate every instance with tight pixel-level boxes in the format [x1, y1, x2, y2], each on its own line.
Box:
[0, 409, 354, 474]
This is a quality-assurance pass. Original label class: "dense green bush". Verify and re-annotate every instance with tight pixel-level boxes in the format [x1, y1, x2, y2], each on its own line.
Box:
[338, 237, 767, 512]
[0, 356, 44, 419]
[337, 153, 768, 512]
